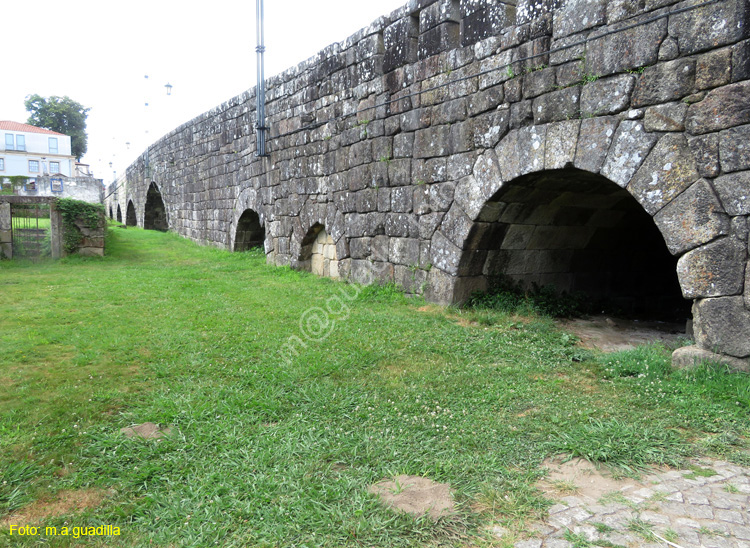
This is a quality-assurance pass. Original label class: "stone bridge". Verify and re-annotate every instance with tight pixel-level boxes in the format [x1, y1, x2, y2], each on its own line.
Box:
[107, 0, 750, 367]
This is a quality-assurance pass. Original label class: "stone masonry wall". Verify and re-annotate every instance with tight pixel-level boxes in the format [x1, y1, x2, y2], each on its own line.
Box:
[109, 0, 750, 364]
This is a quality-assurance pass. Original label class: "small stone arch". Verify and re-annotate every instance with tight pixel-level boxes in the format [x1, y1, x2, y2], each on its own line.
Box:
[233, 209, 265, 251]
[109, 206, 113, 219]
[144, 182, 168, 231]
[229, 187, 267, 253]
[116, 204, 122, 223]
[298, 224, 341, 279]
[126, 200, 137, 227]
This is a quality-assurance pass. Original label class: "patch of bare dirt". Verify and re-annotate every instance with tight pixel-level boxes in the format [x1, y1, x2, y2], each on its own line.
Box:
[368, 475, 455, 520]
[120, 422, 172, 440]
[0, 488, 111, 527]
[559, 315, 687, 353]
[538, 457, 643, 501]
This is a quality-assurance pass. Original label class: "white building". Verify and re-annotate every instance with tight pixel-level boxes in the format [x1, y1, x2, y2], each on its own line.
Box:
[0, 121, 76, 179]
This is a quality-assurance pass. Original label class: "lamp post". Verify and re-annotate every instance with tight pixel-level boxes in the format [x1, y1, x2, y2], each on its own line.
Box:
[255, 0, 268, 157]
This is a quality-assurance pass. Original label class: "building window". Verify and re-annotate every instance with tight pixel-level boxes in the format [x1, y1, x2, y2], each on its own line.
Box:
[5, 134, 14, 150]
[29, 160, 39, 173]
[49, 137, 58, 154]
[50, 178, 63, 192]
[16, 135, 26, 152]
[0, 158, 4, 171]
[49, 161, 60, 173]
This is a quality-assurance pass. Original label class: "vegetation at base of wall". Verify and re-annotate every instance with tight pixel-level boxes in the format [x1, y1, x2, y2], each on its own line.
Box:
[0, 228, 748, 547]
[465, 277, 591, 318]
[55, 197, 105, 254]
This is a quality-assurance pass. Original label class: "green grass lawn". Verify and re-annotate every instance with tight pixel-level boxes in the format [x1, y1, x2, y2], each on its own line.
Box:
[1, 227, 748, 547]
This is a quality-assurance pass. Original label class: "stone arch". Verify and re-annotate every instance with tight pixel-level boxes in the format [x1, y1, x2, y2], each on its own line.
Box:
[427, 120, 745, 361]
[233, 209, 265, 251]
[288, 198, 348, 273]
[429, 121, 732, 299]
[116, 204, 122, 223]
[126, 200, 137, 227]
[229, 187, 267, 252]
[144, 182, 168, 231]
[109, 206, 113, 219]
[446, 167, 688, 319]
[298, 223, 341, 279]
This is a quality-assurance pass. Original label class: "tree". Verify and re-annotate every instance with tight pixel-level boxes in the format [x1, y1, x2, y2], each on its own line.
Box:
[24, 95, 90, 160]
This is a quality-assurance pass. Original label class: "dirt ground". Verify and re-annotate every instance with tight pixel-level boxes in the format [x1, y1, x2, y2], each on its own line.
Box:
[558, 315, 689, 353]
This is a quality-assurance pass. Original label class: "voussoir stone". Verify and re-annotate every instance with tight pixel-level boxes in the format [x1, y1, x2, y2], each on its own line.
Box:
[714, 171, 750, 215]
[653, 179, 730, 255]
[601, 120, 658, 188]
[629, 133, 700, 215]
[574, 116, 619, 174]
[677, 237, 747, 299]
[693, 296, 750, 359]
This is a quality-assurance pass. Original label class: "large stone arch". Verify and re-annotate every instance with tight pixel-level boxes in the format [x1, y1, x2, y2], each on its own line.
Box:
[125, 200, 137, 227]
[427, 119, 747, 362]
[144, 182, 168, 231]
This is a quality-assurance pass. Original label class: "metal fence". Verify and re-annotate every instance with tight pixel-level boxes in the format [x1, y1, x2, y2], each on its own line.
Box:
[10, 203, 51, 259]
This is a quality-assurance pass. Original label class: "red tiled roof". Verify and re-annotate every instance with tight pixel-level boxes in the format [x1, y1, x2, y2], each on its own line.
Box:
[0, 121, 66, 136]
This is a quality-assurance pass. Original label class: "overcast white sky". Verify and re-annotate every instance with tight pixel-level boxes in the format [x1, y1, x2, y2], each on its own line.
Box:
[1, 0, 406, 182]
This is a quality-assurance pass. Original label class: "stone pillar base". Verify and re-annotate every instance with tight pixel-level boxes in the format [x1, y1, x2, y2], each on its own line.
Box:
[672, 345, 750, 373]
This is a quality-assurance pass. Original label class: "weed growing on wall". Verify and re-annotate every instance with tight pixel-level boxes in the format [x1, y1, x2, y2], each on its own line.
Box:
[56, 198, 105, 254]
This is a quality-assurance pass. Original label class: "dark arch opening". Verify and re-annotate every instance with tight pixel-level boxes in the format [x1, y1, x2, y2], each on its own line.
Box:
[459, 168, 690, 321]
[298, 224, 340, 279]
[234, 209, 265, 251]
[126, 200, 137, 227]
[144, 182, 168, 231]
[109, 206, 113, 219]
[116, 204, 122, 223]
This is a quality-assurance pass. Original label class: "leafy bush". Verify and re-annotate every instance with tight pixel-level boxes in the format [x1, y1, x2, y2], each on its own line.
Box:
[56, 197, 105, 254]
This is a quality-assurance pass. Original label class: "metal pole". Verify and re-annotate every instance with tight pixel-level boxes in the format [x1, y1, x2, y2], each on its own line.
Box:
[255, 0, 268, 157]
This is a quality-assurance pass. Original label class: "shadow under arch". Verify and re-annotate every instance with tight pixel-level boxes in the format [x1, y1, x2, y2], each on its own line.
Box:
[233, 209, 265, 251]
[298, 223, 340, 279]
[116, 204, 122, 223]
[109, 206, 113, 219]
[126, 200, 137, 227]
[452, 167, 690, 320]
[144, 182, 168, 231]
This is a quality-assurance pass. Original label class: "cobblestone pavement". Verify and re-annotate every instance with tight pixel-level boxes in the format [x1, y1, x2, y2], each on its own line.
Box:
[513, 458, 750, 548]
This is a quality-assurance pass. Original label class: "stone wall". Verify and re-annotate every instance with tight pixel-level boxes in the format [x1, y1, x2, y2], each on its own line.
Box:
[108, 0, 750, 365]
